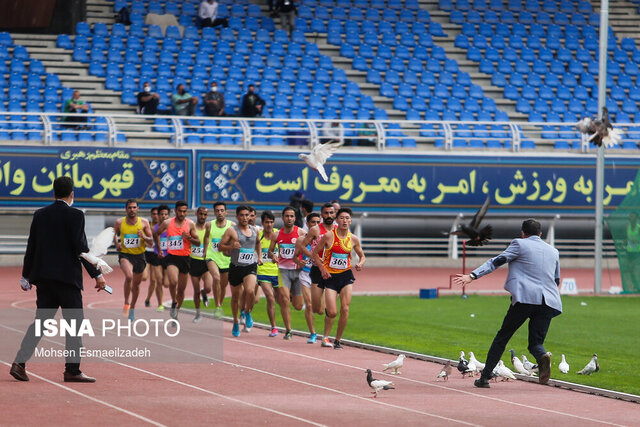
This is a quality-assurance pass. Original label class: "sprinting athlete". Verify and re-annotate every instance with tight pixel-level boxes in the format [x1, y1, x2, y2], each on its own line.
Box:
[312, 207, 365, 349]
[190, 207, 212, 323]
[143, 206, 163, 309]
[256, 210, 280, 337]
[296, 212, 321, 343]
[203, 201, 234, 319]
[152, 205, 170, 312]
[114, 199, 153, 321]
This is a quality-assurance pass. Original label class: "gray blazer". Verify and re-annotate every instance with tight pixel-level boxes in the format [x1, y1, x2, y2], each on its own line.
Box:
[472, 235, 562, 313]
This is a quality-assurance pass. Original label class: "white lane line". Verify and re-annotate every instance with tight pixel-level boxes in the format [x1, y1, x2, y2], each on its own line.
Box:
[0, 322, 324, 427]
[0, 359, 166, 427]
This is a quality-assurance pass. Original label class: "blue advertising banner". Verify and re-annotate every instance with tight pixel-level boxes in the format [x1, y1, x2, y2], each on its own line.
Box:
[196, 150, 640, 214]
[0, 147, 191, 208]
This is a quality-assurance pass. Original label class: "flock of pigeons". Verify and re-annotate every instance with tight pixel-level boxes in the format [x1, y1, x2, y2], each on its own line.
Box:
[366, 351, 600, 397]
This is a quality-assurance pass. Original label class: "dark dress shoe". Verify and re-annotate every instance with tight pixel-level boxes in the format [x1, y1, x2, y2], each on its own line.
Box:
[10, 363, 29, 381]
[474, 377, 490, 388]
[538, 353, 551, 385]
[64, 372, 96, 383]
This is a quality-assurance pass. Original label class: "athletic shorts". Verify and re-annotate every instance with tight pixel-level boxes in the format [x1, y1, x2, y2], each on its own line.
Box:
[229, 263, 257, 287]
[299, 270, 311, 288]
[165, 254, 191, 274]
[318, 269, 355, 294]
[206, 259, 229, 274]
[279, 269, 302, 296]
[145, 251, 160, 266]
[257, 274, 279, 288]
[160, 255, 169, 269]
[309, 265, 322, 284]
[190, 258, 208, 277]
[118, 252, 146, 274]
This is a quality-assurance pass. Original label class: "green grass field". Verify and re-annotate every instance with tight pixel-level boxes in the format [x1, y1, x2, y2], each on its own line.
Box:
[184, 294, 640, 396]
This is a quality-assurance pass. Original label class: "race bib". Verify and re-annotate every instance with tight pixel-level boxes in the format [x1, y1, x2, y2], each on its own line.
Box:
[160, 236, 168, 251]
[238, 247, 255, 265]
[123, 233, 140, 248]
[191, 245, 204, 257]
[304, 257, 313, 268]
[210, 237, 221, 252]
[168, 235, 184, 250]
[261, 248, 272, 262]
[329, 252, 348, 270]
[279, 243, 295, 259]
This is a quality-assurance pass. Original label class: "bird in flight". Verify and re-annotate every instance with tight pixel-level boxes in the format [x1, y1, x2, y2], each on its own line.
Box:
[449, 197, 493, 246]
[298, 140, 344, 182]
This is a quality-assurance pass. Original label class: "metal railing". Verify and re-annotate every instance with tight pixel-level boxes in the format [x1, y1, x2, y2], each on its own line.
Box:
[1, 111, 640, 153]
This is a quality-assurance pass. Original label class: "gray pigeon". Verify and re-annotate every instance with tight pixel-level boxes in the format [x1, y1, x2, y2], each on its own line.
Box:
[366, 369, 395, 398]
[577, 354, 599, 375]
[521, 355, 538, 373]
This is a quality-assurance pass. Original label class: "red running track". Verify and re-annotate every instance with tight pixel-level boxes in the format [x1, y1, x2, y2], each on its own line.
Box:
[0, 266, 636, 426]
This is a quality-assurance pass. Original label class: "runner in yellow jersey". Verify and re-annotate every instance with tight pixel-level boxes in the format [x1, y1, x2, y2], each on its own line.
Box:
[114, 199, 154, 321]
[190, 207, 212, 323]
[257, 210, 279, 337]
[203, 201, 234, 319]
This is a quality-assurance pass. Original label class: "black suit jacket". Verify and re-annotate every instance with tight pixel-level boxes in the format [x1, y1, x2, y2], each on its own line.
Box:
[22, 200, 100, 290]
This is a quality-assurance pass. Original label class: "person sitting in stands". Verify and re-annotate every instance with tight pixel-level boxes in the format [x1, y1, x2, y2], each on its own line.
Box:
[137, 82, 160, 115]
[199, 0, 228, 28]
[204, 81, 225, 117]
[171, 84, 198, 116]
[240, 84, 266, 117]
[63, 90, 90, 129]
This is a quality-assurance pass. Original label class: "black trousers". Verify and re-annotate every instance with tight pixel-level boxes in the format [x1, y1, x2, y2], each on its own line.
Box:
[481, 301, 560, 379]
[14, 280, 84, 375]
[201, 17, 228, 28]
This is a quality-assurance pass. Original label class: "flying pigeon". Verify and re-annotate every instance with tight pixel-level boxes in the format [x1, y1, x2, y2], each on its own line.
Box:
[577, 354, 599, 375]
[365, 369, 395, 398]
[496, 360, 517, 381]
[298, 140, 344, 182]
[449, 197, 493, 246]
[436, 360, 452, 381]
[382, 354, 405, 375]
[558, 354, 570, 374]
[510, 349, 531, 376]
[80, 227, 114, 274]
[521, 355, 538, 374]
[576, 107, 623, 148]
[468, 352, 485, 372]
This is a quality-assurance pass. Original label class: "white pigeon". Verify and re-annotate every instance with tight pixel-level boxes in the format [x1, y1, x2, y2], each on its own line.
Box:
[436, 360, 452, 381]
[577, 354, 599, 375]
[80, 227, 114, 274]
[496, 360, 517, 381]
[366, 369, 395, 398]
[468, 352, 485, 372]
[382, 354, 405, 375]
[298, 140, 344, 181]
[510, 349, 531, 375]
[558, 354, 570, 374]
[521, 355, 538, 374]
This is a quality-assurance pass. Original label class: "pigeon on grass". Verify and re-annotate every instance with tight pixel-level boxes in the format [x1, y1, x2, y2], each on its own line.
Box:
[521, 355, 538, 374]
[577, 354, 599, 375]
[298, 140, 344, 182]
[80, 227, 114, 274]
[510, 349, 532, 376]
[365, 369, 395, 398]
[382, 354, 405, 375]
[558, 354, 570, 374]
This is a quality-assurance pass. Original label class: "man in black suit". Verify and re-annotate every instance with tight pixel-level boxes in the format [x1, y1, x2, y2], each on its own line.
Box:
[10, 176, 106, 383]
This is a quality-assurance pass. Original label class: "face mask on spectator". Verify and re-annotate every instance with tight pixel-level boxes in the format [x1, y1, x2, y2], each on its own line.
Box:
[144, 86, 151, 93]
[211, 86, 217, 92]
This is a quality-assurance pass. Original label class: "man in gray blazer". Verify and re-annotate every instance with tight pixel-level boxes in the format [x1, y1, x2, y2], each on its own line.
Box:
[454, 218, 561, 388]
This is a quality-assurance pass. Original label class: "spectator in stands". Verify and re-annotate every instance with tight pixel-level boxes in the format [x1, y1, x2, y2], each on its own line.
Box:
[62, 90, 90, 129]
[357, 122, 377, 146]
[137, 82, 160, 115]
[199, 0, 228, 28]
[240, 84, 266, 117]
[322, 121, 344, 145]
[171, 84, 198, 116]
[275, 0, 297, 36]
[204, 81, 225, 117]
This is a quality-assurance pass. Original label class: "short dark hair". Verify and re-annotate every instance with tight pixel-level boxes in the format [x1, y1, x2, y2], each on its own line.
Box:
[282, 206, 296, 216]
[54, 176, 74, 199]
[521, 218, 541, 236]
[321, 202, 334, 211]
[306, 212, 320, 223]
[150, 207, 158, 214]
[125, 198, 138, 207]
[336, 207, 353, 218]
[330, 199, 340, 205]
[248, 206, 256, 214]
[261, 210, 275, 222]
[236, 205, 250, 215]
[213, 201, 226, 210]
[157, 204, 170, 214]
[301, 199, 314, 213]
[197, 206, 208, 213]
[175, 200, 188, 209]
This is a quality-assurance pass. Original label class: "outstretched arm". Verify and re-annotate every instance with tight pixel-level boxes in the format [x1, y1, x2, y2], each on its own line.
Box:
[453, 239, 521, 286]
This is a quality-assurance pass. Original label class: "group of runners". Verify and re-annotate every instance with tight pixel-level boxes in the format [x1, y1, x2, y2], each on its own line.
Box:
[112, 199, 366, 348]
